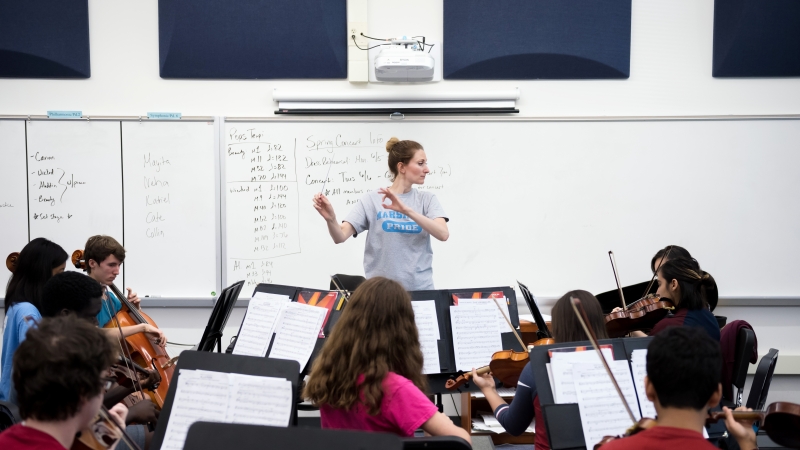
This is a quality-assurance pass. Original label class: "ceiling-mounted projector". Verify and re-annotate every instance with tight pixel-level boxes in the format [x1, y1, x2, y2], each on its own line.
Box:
[368, 37, 440, 82]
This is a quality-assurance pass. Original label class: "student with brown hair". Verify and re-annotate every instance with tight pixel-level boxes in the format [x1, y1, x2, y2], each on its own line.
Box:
[304, 277, 470, 443]
[472, 290, 610, 450]
[312, 138, 449, 291]
[82, 235, 166, 345]
[0, 316, 127, 449]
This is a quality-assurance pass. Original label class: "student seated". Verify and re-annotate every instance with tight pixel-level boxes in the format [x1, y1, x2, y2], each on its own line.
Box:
[599, 327, 756, 450]
[1, 238, 68, 401]
[304, 277, 470, 443]
[472, 290, 609, 450]
[40, 271, 159, 450]
[0, 316, 127, 450]
[82, 235, 166, 345]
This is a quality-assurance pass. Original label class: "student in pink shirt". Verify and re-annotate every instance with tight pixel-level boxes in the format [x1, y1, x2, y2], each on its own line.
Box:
[304, 277, 470, 443]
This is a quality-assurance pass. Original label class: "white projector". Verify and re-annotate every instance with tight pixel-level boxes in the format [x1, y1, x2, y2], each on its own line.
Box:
[374, 46, 435, 82]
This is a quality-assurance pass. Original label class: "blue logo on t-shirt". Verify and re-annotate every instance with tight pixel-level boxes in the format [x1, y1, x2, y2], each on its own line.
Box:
[377, 211, 422, 234]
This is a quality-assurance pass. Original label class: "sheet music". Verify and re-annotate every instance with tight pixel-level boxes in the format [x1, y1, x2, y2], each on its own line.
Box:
[573, 360, 641, 450]
[630, 349, 657, 418]
[550, 348, 615, 404]
[458, 298, 512, 333]
[232, 294, 290, 356]
[411, 300, 441, 374]
[161, 370, 231, 450]
[227, 373, 293, 426]
[450, 303, 502, 371]
[268, 302, 327, 371]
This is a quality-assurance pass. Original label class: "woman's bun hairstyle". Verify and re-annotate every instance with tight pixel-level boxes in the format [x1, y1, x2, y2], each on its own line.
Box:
[386, 137, 400, 153]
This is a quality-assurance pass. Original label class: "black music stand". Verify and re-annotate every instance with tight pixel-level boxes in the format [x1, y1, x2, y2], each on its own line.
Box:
[150, 351, 300, 450]
[197, 280, 244, 352]
[184, 422, 403, 450]
[517, 280, 553, 340]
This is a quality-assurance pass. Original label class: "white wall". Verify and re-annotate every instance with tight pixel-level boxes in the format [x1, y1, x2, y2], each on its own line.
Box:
[2, 0, 799, 407]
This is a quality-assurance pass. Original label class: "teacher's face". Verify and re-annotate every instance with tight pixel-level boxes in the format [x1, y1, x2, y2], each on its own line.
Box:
[399, 149, 429, 184]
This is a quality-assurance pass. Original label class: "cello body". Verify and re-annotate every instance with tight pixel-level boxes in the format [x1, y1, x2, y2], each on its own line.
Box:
[105, 283, 174, 408]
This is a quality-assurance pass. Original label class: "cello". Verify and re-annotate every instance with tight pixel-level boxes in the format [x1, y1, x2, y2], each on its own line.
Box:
[72, 249, 176, 409]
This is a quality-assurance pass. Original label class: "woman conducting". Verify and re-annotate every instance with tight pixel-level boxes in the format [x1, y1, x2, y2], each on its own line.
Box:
[312, 137, 449, 290]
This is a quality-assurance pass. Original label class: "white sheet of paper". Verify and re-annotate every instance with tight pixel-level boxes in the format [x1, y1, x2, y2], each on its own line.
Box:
[227, 373, 293, 426]
[450, 303, 503, 371]
[161, 370, 231, 450]
[549, 348, 615, 404]
[458, 298, 512, 333]
[232, 294, 290, 356]
[411, 300, 441, 374]
[630, 349, 657, 418]
[573, 360, 641, 450]
[518, 313, 552, 323]
[268, 302, 327, 371]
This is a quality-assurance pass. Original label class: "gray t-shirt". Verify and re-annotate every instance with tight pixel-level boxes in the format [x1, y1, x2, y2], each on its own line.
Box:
[343, 188, 448, 291]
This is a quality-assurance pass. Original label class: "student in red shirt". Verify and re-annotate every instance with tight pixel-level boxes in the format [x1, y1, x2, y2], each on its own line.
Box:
[0, 316, 127, 450]
[304, 277, 470, 444]
[599, 326, 756, 450]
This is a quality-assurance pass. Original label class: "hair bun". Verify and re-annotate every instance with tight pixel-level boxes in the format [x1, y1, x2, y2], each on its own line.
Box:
[385, 137, 400, 153]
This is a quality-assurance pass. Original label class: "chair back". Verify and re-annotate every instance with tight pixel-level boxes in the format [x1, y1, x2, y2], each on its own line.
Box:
[730, 327, 756, 406]
[0, 400, 21, 431]
[746, 348, 779, 410]
[401, 436, 472, 450]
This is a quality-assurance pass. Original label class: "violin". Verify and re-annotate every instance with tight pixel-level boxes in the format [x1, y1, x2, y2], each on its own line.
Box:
[72, 250, 175, 409]
[707, 402, 800, 449]
[73, 405, 142, 450]
[6, 252, 19, 273]
[603, 251, 674, 337]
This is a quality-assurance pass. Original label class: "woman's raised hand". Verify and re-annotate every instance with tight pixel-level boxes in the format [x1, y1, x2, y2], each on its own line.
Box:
[312, 193, 336, 221]
[378, 187, 409, 215]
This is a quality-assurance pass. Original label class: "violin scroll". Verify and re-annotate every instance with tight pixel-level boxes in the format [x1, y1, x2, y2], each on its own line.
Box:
[72, 249, 87, 270]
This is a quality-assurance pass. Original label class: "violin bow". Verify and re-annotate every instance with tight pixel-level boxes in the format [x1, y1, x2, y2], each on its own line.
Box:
[491, 296, 527, 350]
[608, 251, 627, 311]
[641, 245, 673, 300]
[98, 405, 144, 450]
[570, 296, 638, 424]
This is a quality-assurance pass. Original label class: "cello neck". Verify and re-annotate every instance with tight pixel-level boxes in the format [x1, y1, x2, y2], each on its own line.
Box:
[108, 283, 146, 324]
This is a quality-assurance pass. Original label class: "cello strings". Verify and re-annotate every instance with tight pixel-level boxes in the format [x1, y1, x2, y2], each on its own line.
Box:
[104, 292, 147, 402]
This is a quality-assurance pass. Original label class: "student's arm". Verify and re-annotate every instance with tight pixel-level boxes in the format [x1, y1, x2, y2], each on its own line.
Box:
[104, 386, 134, 408]
[421, 412, 471, 444]
[723, 406, 758, 450]
[378, 188, 449, 241]
[102, 324, 167, 346]
[473, 363, 536, 436]
[313, 193, 355, 244]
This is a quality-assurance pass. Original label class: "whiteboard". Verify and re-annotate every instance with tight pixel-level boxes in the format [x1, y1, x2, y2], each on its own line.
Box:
[223, 119, 800, 298]
[121, 121, 218, 297]
[26, 120, 125, 287]
[0, 120, 29, 290]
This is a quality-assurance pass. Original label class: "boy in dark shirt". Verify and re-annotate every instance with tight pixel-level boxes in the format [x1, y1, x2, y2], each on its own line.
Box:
[600, 327, 756, 450]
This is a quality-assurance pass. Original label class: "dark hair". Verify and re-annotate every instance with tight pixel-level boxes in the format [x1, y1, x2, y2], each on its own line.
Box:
[41, 271, 104, 317]
[13, 315, 117, 421]
[84, 235, 125, 274]
[658, 258, 714, 311]
[385, 137, 423, 180]
[647, 326, 721, 409]
[652, 246, 718, 311]
[304, 277, 425, 415]
[5, 238, 68, 313]
[551, 290, 609, 343]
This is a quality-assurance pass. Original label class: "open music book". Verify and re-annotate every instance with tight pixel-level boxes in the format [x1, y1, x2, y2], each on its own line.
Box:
[161, 369, 293, 450]
[232, 292, 327, 370]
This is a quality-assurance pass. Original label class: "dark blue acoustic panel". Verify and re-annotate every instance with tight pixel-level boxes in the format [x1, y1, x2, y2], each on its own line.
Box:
[713, 0, 800, 77]
[158, 0, 347, 79]
[443, 0, 631, 80]
[0, 0, 90, 78]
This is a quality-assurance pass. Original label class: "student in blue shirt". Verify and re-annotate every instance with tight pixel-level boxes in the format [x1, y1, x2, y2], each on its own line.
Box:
[82, 235, 166, 346]
[1, 238, 68, 401]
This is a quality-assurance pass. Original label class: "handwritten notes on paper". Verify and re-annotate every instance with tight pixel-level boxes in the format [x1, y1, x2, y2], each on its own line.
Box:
[631, 349, 657, 418]
[573, 361, 640, 450]
[269, 302, 327, 371]
[411, 301, 441, 374]
[161, 369, 292, 450]
[232, 293, 291, 357]
[450, 302, 502, 371]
